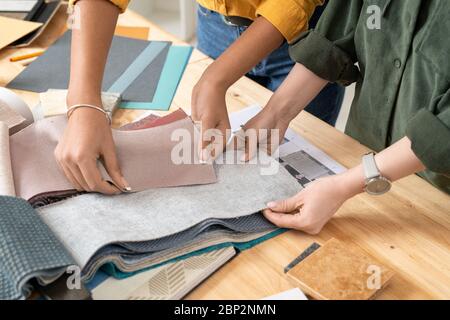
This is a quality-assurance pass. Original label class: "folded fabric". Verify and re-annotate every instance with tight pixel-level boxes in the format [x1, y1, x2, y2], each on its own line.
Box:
[9, 116, 217, 205]
[119, 108, 187, 131]
[90, 247, 237, 300]
[0, 196, 75, 300]
[81, 213, 278, 280]
[37, 152, 299, 278]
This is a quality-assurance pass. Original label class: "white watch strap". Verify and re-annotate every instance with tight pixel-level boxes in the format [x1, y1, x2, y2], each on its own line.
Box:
[362, 153, 380, 180]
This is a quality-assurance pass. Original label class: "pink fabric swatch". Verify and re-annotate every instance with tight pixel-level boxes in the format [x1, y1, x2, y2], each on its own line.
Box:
[10, 114, 216, 205]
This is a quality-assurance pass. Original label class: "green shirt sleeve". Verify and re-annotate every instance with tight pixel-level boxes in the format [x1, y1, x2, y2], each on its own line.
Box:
[406, 89, 450, 174]
[288, 0, 362, 85]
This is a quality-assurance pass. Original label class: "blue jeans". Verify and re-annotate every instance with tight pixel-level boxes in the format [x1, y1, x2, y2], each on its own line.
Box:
[197, 5, 344, 126]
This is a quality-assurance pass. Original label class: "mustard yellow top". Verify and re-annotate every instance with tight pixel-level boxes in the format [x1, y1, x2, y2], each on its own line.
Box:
[69, 0, 323, 43]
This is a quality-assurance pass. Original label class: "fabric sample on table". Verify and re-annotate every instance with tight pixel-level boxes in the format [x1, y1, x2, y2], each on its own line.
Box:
[98, 229, 285, 281]
[37, 89, 121, 120]
[80, 213, 277, 279]
[37, 153, 299, 273]
[7, 31, 171, 103]
[9, 116, 217, 205]
[91, 247, 237, 300]
[119, 108, 187, 131]
[0, 196, 75, 300]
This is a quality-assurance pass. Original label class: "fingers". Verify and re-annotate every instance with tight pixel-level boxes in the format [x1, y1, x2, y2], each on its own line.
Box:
[56, 160, 84, 191]
[77, 158, 121, 195]
[262, 209, 300, 229]
[55, 148, 89, 191]
[102, 142, 130, 192]
[198, 119, 229, 163]
[266, 194, 303, 214]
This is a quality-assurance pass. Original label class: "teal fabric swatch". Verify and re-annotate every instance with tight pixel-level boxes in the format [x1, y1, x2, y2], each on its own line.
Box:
[119, 46, 193, 111]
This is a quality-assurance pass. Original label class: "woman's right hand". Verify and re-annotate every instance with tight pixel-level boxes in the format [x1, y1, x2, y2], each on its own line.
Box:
[191, 78, 231, 162]
[54, 107, 129, 194]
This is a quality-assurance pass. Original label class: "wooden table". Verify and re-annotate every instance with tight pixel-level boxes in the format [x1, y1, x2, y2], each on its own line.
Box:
[1, 5, 449, 300]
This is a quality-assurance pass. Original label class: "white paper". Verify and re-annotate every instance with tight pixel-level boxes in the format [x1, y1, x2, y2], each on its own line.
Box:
[229, 105, 347, 188]
[262, 288, 308, 300]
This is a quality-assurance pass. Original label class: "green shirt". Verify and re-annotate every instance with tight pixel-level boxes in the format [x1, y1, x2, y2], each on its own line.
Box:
[289, 0, 450, 194]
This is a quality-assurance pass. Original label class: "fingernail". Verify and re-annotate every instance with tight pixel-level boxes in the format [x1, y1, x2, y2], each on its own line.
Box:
[121, 177, 132, 192]
[240, 153, 247, 162]
[267, 202, 276, 208]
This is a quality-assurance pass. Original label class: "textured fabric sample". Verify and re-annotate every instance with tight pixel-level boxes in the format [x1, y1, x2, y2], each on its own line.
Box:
[37, 89, 121, 120]
[91, 247, 236, 300]
[81, 213, 277, 279]
[10, 116, 217, 204]
[37, 153, 299, 273]
[0, 196, 75, 300]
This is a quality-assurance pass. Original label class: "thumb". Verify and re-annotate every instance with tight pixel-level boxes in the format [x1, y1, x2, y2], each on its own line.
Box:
[266, 195, 302, 214]
[102, 145, 130, 192]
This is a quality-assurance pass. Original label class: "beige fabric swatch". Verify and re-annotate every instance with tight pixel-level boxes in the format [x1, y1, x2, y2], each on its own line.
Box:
[38, 89, 121, 120]
[0, 122, 15, 196]
[9, 116, 217, 201]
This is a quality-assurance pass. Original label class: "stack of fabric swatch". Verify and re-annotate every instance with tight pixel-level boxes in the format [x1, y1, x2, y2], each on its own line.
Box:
[1, 109, 300, 299]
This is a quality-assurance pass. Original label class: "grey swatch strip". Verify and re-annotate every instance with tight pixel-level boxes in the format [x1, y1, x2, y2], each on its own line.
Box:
[0, 196, 75, 300]
[107, 41, 168, 94]
[80, 213, 275, 278]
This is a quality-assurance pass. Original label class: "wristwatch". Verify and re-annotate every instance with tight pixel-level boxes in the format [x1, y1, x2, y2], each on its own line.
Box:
[362, 153, 391, 195]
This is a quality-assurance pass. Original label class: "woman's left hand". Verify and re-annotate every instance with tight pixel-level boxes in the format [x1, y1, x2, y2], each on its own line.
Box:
[263, 174, 357, 234]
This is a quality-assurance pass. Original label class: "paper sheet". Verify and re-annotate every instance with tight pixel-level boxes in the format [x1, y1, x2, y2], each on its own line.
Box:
[262, 288, 308, 300]
[7, 31, 171, 103]
[0, 16, 42, 50]
[229, 105, 347, 188]
[9, 116, 217, 202]
[114, 26, 149, 40]
[0, 122, 15, 196]
[91, 247, 236, 300]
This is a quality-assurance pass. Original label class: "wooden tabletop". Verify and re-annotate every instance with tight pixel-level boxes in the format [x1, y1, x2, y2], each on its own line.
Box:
[1, 5, 449, 300]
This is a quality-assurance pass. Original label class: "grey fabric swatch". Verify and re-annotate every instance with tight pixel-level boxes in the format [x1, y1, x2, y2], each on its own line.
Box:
[85, 229, 276, 281]
[7, 31, 171, 103]
[0, 196, 75, 300]
[80, 213, 276, 279]
[37, 154, 300, 271]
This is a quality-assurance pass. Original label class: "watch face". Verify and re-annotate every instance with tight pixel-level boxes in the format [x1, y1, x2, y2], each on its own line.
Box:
[366, 177, 391, 195]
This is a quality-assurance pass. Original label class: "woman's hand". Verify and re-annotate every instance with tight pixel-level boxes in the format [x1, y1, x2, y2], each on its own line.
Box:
[238, 106, 291, 161]
[54, 107, 129, 194]
[191, 79, 231, 162]
[263, 170, 364, 234]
